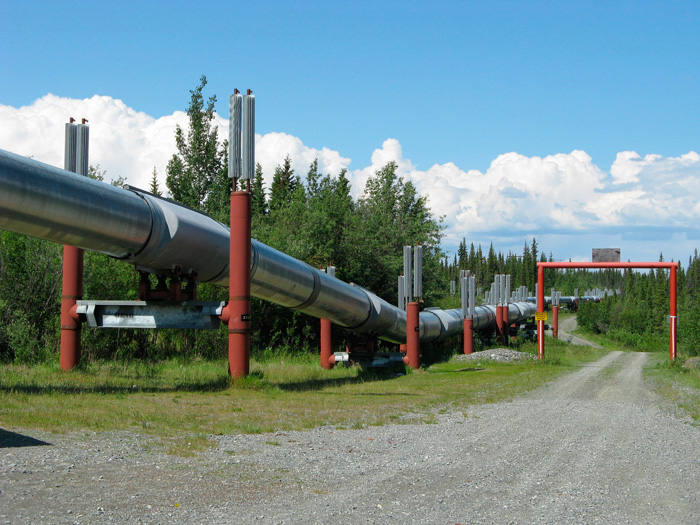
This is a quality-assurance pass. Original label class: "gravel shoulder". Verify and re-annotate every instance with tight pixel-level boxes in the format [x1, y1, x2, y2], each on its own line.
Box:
[2, 349, 700, 524]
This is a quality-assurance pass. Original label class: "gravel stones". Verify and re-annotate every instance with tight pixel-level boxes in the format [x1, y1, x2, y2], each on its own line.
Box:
[2, 351, 700, 524]
[453, 348, 538, 363]
[682, 356, 700, 369]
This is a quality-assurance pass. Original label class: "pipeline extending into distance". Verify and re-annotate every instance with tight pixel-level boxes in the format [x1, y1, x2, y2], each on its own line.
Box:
[0, 149, 536, 344]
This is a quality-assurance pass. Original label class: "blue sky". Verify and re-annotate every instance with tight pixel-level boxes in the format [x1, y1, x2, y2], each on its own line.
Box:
[1, 1, 700, 265]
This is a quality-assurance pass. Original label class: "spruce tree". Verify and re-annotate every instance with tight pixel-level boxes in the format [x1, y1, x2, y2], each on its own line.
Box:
[251, 163, 267, 219]
[149, 167, 162, 196]
[165, 75, 227, 214]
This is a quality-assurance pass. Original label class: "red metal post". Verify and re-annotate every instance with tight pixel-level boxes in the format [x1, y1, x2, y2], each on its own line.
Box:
[496, 305, 504, 344]
[670, 265, 677, 362]
[552, 305, 559, 339]
[320, 317, 334, 369]
[537, 265, 545, 360]
[405, 301, 420, 369]
[227, 191, 252, 378]
[60, 245, 83, 370]
[463, 317, 474, 354]
[502, 304, 510, 346]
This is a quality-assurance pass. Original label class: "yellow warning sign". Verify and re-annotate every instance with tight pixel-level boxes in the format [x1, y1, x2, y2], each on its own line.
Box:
[535, 312, 548, 322]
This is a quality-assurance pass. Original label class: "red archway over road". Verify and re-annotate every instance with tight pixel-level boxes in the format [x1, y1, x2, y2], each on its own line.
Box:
[537, 261, 679, 363]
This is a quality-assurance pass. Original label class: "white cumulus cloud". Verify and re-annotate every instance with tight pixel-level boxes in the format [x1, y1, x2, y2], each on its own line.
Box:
[0, 95, 351, 192]
[1, 94, 699, 262]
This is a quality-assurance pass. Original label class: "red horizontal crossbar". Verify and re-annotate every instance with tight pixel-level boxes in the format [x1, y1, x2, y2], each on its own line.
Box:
[537, 261, 678, 269]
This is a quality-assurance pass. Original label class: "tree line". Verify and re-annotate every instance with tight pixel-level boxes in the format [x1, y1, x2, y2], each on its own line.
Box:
[1, 77, 698, 362]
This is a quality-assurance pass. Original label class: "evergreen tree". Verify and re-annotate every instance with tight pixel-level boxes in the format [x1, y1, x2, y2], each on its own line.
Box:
[306, 159, 321, 197]
[165, 75, 227, 216]
[344, 162, 443, 303]
[251, 163, 267, 219]
[149, 167, 162, 196]
[457, 238, 467, 268]
[268, 155, 295, 213]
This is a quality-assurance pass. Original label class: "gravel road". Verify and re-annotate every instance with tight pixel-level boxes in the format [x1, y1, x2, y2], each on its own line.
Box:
[556, 316, 602, 348]
[2, 349, 700, 524]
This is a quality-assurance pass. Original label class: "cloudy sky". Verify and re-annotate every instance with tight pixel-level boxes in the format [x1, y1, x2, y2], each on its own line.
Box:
[1, 1, 699, 264]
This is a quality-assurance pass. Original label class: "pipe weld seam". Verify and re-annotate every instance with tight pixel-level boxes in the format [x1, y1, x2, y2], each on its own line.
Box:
[229, 295, 251, 301]
[60, 325, 80, 330]
[293, 266, 322, 310]
[62, 295, 82, 300]
[228, 328, 250, 334]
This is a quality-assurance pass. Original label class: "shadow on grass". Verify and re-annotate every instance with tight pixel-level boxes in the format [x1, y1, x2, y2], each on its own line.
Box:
[429, 367, 485, 373]
[274, 369, 407, 392]
[0, 377, 232, 395]
[0, 428, 51, 448]
[1, 364, 413, 396]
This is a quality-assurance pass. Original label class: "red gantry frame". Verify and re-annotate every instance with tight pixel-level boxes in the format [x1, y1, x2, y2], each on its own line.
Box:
[537, 261, 679, 363]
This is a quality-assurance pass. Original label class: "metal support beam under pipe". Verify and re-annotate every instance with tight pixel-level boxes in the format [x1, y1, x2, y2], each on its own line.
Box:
[405, 302, 420, 369]
[320, 318, 333, 369]
[463, 318, 474, 354]
[60, 122, 88, 370]
[0, 150, 537, 348]
[226, 191, 252, 378]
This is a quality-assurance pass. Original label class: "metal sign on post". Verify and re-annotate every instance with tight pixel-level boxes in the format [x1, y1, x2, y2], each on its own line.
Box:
[592, 248, 621, 263]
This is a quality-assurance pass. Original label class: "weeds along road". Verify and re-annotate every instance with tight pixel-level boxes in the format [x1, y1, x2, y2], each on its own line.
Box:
[2, 350, 700, 524]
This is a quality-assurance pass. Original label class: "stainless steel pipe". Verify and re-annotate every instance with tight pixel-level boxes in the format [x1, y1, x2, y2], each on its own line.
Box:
[0, 149, 535, 344]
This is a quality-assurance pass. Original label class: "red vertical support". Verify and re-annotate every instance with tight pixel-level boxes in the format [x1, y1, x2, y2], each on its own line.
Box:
[502, 305, 509, 346]
[463, 317, 474, 354]
[320, 318, 333, 369]
[670, 265, 677, 362]
[552, 305, 559, 339]
[537, 265, 545, 360]
[405, 302, 420, 369]
[228, 191, 252, 378]
[60, 245, 83, 370]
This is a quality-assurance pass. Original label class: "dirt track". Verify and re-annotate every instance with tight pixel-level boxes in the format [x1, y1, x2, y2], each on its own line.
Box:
[555, 315, 603, 348]
[2, 349, 700, 524]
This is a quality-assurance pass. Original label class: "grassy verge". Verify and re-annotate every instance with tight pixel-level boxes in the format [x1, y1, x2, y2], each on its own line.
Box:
[646, 352, 700, 422]
[1, 341, 607, 444]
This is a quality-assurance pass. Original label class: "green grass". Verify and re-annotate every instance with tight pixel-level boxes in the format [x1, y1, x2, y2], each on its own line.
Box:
[0, 341, 608, 444]
[646, 351, 700, 422]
